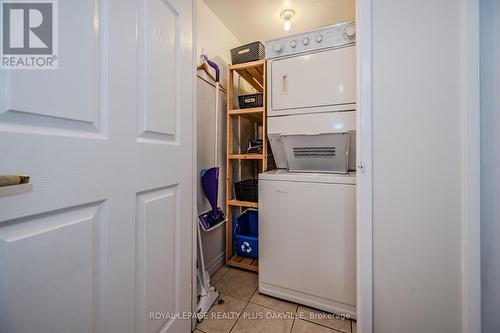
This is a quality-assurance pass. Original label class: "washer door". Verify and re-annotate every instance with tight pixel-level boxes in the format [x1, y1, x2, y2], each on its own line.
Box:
[270, 45, 356, 116]
[259, 179, 356, 307]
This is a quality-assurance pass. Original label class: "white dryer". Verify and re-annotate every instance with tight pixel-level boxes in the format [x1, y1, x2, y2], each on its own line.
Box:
[265, 22, 357, 172]
[266, 22, 356, 116]
[258, 170, 356, 317]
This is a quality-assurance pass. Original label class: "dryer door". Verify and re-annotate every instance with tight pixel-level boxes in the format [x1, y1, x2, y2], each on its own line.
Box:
[269, 45, 356, 116]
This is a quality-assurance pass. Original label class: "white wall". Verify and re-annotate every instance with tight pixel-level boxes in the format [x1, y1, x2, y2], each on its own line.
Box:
[197, 0, 238, 62]
[480, 0, 500, 331]
[196, 0, 240, 88]
[371, 1, 464, 332]
[196, 0, 241, 273]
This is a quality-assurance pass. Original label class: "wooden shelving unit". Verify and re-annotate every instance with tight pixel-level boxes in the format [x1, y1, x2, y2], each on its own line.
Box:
[226, 59, 268, 273]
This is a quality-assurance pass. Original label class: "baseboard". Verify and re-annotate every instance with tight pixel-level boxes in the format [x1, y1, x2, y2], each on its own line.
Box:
[206, 251, 225, 276]
[260, 282, 357, 319]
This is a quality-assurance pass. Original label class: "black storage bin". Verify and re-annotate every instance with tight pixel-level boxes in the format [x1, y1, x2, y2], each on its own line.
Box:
[234, 179, 258, 202]
[239, 93, 263, 109]
[231, 42, 265, 65]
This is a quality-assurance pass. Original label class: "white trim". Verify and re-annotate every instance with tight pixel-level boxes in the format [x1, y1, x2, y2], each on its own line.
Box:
[356, 0, 373, 332]
[462, 0, 481, 332]
[354, 1, 481, 332]
[191, 0, 198, 330]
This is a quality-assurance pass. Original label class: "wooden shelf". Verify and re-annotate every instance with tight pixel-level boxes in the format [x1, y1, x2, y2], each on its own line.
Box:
[227, 255, 259, 272]
[228, 199, 258, 208]
[228, 107, 263, 115]
[229, 60, 265, 93]
[228, 154, 264, 160]
[226, 58, 268, 273]
[228, 107, 263, 123]
[228, 59, 265, 71]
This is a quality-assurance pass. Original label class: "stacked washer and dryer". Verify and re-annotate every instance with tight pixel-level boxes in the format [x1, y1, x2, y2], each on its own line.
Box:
[258, 22, 357, 318]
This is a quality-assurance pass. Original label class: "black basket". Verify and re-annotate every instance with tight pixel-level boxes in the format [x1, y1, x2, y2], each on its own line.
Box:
[238, 93, 263, 109]
[231, 42, 265, 65]
[234, 179, 258, 202]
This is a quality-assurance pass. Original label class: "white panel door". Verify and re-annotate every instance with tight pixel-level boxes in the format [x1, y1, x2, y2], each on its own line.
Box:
[0, 0, 193, 332]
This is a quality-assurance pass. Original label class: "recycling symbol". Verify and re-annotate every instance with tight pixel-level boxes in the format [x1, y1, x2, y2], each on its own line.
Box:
[241, 241, 252, 253]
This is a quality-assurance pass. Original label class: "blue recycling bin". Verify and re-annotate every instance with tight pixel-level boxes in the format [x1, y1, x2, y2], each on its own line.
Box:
[234, 209, 258, 259]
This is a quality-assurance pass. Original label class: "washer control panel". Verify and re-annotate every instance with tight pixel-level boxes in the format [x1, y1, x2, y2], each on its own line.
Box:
[266, 22, 356, 59]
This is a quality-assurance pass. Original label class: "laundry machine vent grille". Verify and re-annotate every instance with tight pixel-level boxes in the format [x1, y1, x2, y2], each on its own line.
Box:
[293, 147, 336, 158]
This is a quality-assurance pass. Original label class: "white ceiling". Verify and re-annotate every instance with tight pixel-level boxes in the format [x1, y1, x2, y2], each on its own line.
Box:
[202, 0, 355, 44]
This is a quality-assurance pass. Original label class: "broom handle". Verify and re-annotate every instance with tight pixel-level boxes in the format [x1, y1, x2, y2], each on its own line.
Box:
[201, 55, 221, 167]
[197, 221, 209, 287]
[214, 82, 220, 165]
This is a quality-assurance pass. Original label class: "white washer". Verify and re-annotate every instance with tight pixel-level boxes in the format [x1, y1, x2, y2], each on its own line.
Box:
[258, 170, 356, 318]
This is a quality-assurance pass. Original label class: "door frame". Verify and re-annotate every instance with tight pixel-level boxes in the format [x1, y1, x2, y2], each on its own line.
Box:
[355, 0, 373, 332]
[190, 0, 482, 331]
[355, 0, 482, 332]
[462, 0, 481, 332]
[191, 0, 198, 330]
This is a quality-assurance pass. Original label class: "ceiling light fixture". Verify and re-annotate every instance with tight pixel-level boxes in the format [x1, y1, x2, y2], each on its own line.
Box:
[280, 9, 295, 31]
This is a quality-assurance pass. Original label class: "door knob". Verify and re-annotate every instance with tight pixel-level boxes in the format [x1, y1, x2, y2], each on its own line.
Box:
[0, 175, 30, 187]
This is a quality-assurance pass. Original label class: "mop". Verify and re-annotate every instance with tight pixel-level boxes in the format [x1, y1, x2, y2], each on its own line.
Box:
[198, 54, 228, 231]
[196, 55, 227, 322]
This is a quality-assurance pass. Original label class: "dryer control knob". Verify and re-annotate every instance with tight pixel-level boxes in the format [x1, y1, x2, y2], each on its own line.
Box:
[316, 35, 323, 43]
[290, 40, 297, 48]
[302, 37, 310, 45]
[344, 24, 356, 39]
[273, 43, 283, 53]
